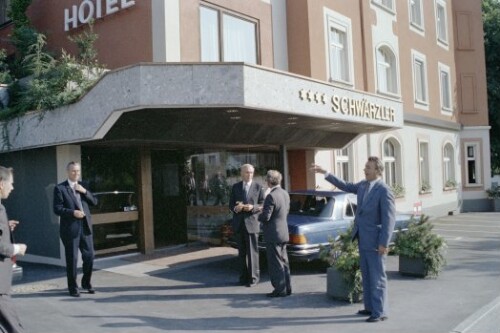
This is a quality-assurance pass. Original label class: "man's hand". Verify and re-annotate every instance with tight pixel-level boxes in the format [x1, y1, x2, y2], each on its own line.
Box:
[310, 164, 327, 174]
[8, 220, 19, 231]
[73, 210, 86, 219]
[16, 244, 27, 256]
[74, 183, 87, 194]
[234, 202, 244, 213]
[242, 204, 254, 212]
[378, 245, 389, 255]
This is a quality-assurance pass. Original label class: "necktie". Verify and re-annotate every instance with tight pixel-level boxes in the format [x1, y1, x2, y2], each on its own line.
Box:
[73, 185, 83, 210]
[363, 182, 371, 203]
[244, 183, 249, 198]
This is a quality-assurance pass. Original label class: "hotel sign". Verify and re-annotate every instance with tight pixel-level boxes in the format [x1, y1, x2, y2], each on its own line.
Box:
[298, 89, 396, 123]
[64, 0, 136, 31]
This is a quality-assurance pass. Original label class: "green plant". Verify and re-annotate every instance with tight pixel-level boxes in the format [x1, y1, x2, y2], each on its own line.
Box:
[319, 227, 362, 303]
[420, 181, 432, 193]
[390, 183, 405, 198]
[0, 4, 104, 123]
[486, 185, 500, 199]
[445, 179, 457, 189]
[393, 215, 447, 277]
[0, 50, 13, 84]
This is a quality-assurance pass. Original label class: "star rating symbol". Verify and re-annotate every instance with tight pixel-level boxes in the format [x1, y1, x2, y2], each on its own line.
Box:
[299, 89, 308, 100]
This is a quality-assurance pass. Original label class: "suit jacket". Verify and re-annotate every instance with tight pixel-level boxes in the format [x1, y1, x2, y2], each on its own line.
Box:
[325, 174, 395, 251]
[0, 204, 14, 294]
[258, 186, 290, 243]
[229, 181, 265, 234]
[53, 180, 98, 241]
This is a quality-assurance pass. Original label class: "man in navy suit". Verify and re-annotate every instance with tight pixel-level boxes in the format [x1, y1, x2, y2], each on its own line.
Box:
[229, 164, 265, 287]
[53, 162, 98, 297]
[258, 170, 291, 297]
[312, 156, 395, 322]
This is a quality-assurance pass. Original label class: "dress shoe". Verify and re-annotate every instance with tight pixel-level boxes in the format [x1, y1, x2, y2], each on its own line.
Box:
[69, 290, 80, 297]
[366, 316, 388, 323]
[357, 309, 372, 316]
[286, 288, 292, 296]
[82, 285, 95, 294]
[266, 291, 287, 298]
[246, 282, 258, 287]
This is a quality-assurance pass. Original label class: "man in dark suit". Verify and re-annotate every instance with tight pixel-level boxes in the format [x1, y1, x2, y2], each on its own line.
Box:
[53, 161, 98, 297]
[312, 156, 396, 322]
[0, 166, 27, 333]
[258, 170, 291, 297]
[229, 164, 265, 287]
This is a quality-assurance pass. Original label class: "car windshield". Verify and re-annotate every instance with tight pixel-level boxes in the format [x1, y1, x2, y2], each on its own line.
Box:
[90, 192, 137, 214]
[289, 194, 334, 217]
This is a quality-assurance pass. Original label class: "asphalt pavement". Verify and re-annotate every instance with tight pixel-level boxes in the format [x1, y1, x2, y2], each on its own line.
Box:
[11, 212, 500, 333]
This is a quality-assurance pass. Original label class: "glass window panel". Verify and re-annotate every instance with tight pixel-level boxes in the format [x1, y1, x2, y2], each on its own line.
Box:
[414, 59, 426, 101]
[410, 0, 422, 26]
[437, 3, 447, 42]
[223, 14, 257, 64]
[441, 70, 451, 109]
[200, 7, 220, 62]
[329, 25, 349, 82]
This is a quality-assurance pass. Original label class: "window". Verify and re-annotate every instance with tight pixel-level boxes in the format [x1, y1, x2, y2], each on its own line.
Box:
[464, 142, 481, 185]
[334, 147, 352, 182]
[443, 143, 455, 188]
[373, 0, 394, 11]
[439, 63, 452, 111]
[326, 15, 352, 84]
[382, 138, 403, 189]
[200, 5, 258, 64]
[435, 0, 448, 45]
[409, 0, 424, 30]
[419, 141, 431, 192]
[376, 46, 398, 95]
[412, 51, 428, 106]
[0, 0, 11, 26]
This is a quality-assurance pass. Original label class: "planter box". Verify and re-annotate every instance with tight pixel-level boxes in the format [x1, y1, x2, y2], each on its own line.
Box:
[493, 199, 500, 212]
[399, 256, 428, 277]
[326, 267, 362, 302]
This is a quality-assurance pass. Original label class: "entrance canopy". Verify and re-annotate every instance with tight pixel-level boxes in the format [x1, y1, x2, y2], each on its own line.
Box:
[1, 63, 403, 152]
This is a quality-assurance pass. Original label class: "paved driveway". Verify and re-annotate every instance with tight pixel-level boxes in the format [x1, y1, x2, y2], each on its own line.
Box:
[11, 213, 500, 333]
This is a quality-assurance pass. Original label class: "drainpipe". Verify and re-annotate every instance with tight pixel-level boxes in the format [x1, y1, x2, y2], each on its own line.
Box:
[359, 0, 371, 157]
[280, 145, 289, 190]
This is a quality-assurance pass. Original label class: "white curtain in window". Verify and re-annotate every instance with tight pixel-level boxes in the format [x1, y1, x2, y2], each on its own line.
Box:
[329, 26, 348, 81]
[223, 14, 257, 64]
[440, 70, 450, 108]
[414, 59, 426, 102]
[410, 0, 422, 26]
[437, 4, 447, 42]
[200, 7, 220, 62]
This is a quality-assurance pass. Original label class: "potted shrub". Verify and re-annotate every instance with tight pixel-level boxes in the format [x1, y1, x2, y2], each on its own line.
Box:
[393, 215, 447, 278]
[419, 182, 432, 194]
[390, 183, 405, 198]
[486, 185, 500, 212]
[319, 227, 362, 303]
[444, 179, 457, 190]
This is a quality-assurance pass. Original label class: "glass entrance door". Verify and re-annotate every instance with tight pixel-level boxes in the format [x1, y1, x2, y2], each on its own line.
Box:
[151, 150, 188, 247]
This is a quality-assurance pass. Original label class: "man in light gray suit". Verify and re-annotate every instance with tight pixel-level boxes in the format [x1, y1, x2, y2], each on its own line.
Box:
[229, 164, 265, 287]
[258, 170, 291, 298]
[0, 166, 27, 333]
[312, 156, 395, 322]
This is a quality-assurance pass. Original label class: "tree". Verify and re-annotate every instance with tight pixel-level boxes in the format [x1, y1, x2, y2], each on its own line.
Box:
[483, 0, 500, 174]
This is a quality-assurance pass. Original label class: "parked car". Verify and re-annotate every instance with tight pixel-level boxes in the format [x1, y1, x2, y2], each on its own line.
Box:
[89, 191, 138, 251]
[12, 255, 23, 282]
[227, 190, 414, 262]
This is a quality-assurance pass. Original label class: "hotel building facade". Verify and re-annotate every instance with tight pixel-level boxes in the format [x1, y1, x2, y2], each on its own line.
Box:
[0, 0, 492, 264]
